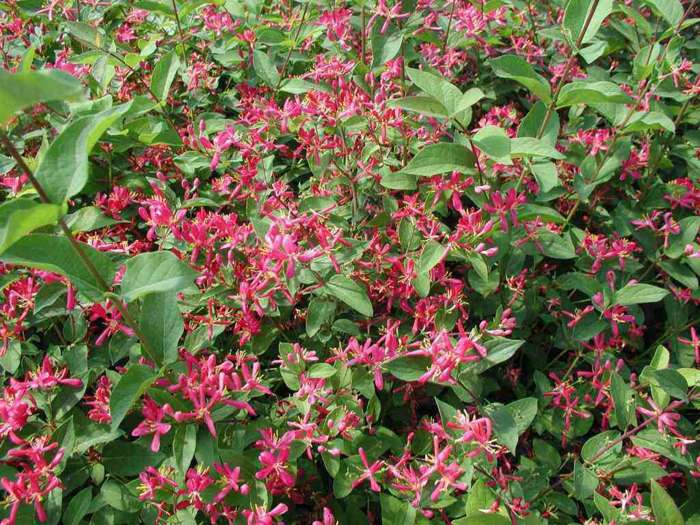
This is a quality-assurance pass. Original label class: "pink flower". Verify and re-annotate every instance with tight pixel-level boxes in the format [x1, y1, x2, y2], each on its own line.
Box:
[131, 397, 172, 452]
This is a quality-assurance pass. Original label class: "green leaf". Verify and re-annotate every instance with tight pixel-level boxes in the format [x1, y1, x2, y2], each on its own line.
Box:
[306, 297, 335, 337]
[34, 102, 133, 204]
[387, 96, 448, 118]
[532, 162, 561, 193]
[150, 50, 180, 102]
[385, 356, 431, 381]
[489, 55, 551, 102]
[62, 487, 91, 525]
[173, 425, 197, 475]
[139, 292, 183, 365]
[371, 23, 403, 67]
[573, 460, 599, 500]
[650, 480, 684, 525]
[563, 0, 614, 48]
[418, 241, 447, 274]
[0, 199, 63, 254]
[611, 373, 636, 429]
[539, 230, 577, 259]
[643, 0, 684, 26]
[399, 143, 475, 176]
[121, 251, 197, 302]
[102, 440, 165, 476]
[455, 512, 511, 525]
[380, 170, 417, 190]
[454, 88, 486, 115]
[518, 101, 560, 145]
[100, 480, 140, 513]
[405, 67, 463, 115]
[511, 137, 565, 159]
[473, 126, 512, 164]
[110, 364, 158, 431]
[615, 283, 669, 305]
[253, 50, 280, 87]
[0, 234, 114, 299]
[505, 398, 538, 434]
[0, 69, 82, 124]
[324, 274, 373, 317]
[486, 404, 519, 453]
[557, 81, 634, 107]
[468, 338, 525, 374]
[308, 363, 338, 379]
[624, 111, 676, 133]
[653, 369, 688, 401]
[380, 493, 416, 525]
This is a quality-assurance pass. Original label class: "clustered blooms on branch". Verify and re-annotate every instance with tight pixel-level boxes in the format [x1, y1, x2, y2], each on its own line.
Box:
[0, 0, 699, 525]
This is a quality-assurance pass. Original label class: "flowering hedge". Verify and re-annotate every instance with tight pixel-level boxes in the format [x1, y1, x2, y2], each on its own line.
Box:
[0, 0, 699, 524]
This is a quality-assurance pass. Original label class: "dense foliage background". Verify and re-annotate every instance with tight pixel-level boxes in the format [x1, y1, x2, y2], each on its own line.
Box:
[0, 0, 699, 524]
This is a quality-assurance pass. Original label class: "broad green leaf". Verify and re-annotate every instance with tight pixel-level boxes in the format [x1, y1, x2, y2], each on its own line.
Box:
[653, 369, 688, 401]
[324, 274, 373, 316]
[581, 430, 621, 464]
[455, 512, 511, 525]
[34, 102, 132, 204]
[139, 291, 183, 365]
[532, 162, 560, 192]
[505, 397, 538, 434]
[643, 0, 684, 26]
[387, 96, 448, 118]
[467, 338, 525, 374]
[399, 143, 475, 176]
[371, 23, 403, 67]
[150, 50, 180, 102]
[100, 480, 140, 513]
[0, 199, 63, 254]
[650, 480, 684, 525]
[308, 363, 338, 379]
[0, 234, 114, 299]
[615, 283, 669, 305]
[380, 170, 417, 190]
[62, 487, 92, 525]
[473, 126, 512, 164]
[539, 230, 577, 259]
[102, 440, 165, 476]
[489, 55, 551, 102]
[0, 69, 82, 124]
[306, 297, 335, 337]
[380, 493, 416, 525]
[121, 251, 198, 302]
[280, 78, 326, 94]
[253, 50, 280, 87]
[518, 203, 566, 224]
[518, 100, 560, 144]
[511, 137, 565, 159]
[453, 88, 485, 115]
[66, 21, 108, 48]
[406, 67, 463, 115]
[557, 81, 634, 107]
[611, 373, 636, 429]
[385, 356, 431, 381]
[110, 364, 158, 431]
[573, 460, 598, 500]
[173, 425, 197, 475]
[624, 111, 676, 133]
[486, 404, 519, 452]
[563, 0, 614, 48]
[418, 240, 447, 274]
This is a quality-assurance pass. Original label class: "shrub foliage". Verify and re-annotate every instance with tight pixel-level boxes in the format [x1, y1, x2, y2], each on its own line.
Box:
[0, 0, 699, 524]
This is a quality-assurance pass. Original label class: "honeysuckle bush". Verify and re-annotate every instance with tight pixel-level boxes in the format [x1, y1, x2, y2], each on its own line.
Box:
[0, 0, 699, 524]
